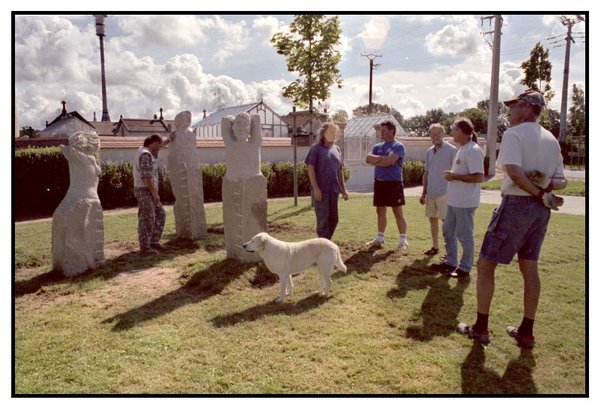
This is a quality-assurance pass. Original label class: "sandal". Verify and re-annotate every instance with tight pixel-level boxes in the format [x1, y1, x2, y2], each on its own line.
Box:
[457, 322, 490, 346]
[506, 325, 536, 349]
[423, 247, 439, 256]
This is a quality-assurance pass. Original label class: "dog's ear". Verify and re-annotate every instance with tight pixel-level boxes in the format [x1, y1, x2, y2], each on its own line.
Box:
[259, 234, 268, 249]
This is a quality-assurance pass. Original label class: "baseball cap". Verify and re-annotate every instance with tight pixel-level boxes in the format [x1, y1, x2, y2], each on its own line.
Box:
[503, 90, 545, 108]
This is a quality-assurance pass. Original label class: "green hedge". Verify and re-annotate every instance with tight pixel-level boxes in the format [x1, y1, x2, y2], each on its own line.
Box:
[14, 147, 422, 219]
[402, 160, 425, 187]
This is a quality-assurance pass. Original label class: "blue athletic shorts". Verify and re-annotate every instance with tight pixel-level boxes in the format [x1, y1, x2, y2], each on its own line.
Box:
[479, 195, 551, 264]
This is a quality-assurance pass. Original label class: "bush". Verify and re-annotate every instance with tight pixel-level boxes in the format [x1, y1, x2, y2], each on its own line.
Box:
[13, 147, 355, 220]
[98, 161, 136, 209]
[201, 162, 227, 202]
[403, 160, 425, 187]
[14, 147, 69, 219]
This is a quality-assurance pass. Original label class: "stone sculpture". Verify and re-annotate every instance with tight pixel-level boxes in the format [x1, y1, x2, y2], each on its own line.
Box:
[52, 131, 104, 276]
[221, 112, 268, 262]
[167, 110, 207, 240]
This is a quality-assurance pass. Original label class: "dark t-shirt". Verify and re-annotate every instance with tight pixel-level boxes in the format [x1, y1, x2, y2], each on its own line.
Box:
[305, 143, 343, 193]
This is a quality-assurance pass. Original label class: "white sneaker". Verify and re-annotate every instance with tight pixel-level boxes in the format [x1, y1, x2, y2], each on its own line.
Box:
[398, 241, 409, 251]
[365, 238, 384, 249]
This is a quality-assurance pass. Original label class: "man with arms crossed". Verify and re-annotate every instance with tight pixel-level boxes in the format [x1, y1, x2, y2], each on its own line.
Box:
[365, 120, 408, 250]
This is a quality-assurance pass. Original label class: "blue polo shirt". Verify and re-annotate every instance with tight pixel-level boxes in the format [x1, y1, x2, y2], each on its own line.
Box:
[372, 140, 405, 182]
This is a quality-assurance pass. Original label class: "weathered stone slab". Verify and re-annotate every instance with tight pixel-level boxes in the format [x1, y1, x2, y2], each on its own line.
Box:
[221, 113, 268, 262]
[52, 131, 104, 276]
[167, 111, 207, 240]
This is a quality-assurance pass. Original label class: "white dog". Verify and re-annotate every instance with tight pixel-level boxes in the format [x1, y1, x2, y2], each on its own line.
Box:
[242, 232, 347, 303]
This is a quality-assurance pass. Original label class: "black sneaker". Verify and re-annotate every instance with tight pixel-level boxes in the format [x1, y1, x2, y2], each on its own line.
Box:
[423, 247, 439, 256]
[457, 323, 490, 346]
[449, 268, 470, 278]
[506, 325, 536, 349]
[430, 262, 456, 274]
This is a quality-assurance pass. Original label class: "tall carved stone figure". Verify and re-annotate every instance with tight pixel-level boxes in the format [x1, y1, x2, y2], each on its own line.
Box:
[167, 111, 207, 240]
[222, 113, 268, 262]
[52, 131, 104, 276]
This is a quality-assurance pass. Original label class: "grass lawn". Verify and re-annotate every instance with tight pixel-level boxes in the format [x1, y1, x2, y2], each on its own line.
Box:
[14, 195, 586, 394]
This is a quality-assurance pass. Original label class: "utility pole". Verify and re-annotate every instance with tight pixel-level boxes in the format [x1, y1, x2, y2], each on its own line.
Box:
[94, 15, 110, 122]
[481, 15, 502, 177]
[556, 15, 585, 142]
[361, 52, 381, 113]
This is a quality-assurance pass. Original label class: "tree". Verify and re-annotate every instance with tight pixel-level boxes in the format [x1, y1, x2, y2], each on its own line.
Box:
[352, 103, 404, 125]
[568, 84, 585, 136]
[458, 108, 487, 134]
[476, 99, 511, 142]
[539, 108, 561, 138]
[403, 108, 448, 137]
[271, 15, 343, 135]
[520, 42, 555, 102]
[20, 126, 40, 138]
[331, 110, 348, 123]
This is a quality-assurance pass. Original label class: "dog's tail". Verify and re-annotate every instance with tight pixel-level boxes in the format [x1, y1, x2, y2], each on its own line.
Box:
[335, 247, 347, 273]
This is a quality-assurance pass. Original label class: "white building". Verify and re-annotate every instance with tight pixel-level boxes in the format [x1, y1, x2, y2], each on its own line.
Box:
[193, 101, 289, 139]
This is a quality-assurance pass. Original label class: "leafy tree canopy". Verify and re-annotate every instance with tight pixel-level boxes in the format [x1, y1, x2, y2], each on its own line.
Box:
[520, 42, 555, 102]
[271, 15, 343, 110]
[352, 103, 404, 125]
[568, 83, 585, 136]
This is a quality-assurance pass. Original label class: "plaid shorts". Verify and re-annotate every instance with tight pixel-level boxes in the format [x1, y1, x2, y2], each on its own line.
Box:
[479, 195, 551, 264]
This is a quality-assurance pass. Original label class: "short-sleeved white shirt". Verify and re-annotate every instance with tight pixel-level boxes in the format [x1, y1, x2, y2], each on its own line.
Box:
[497, 122, 565, 196]
[447, 140, 485, 208]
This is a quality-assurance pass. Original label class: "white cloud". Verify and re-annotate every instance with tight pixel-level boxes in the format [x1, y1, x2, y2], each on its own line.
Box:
[425, 19, 485, 57]
[358, 16, 390, 50]
[15, 15, 96, 83]
[251, 15, 284, 42]
[115, 15, 207, 49]
[441, 94, 468, 113]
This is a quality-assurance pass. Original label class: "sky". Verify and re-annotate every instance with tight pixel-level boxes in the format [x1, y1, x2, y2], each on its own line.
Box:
[13, 10, 588, 130]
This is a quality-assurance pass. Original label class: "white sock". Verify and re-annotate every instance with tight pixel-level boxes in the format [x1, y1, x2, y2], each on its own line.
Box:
[376, 232, 385, 242]
[399, 234, 408, 244]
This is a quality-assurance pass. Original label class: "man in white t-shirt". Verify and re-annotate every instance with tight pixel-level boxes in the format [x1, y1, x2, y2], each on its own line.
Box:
[457, 90, 567, 348]
[430, 117, 484, 279]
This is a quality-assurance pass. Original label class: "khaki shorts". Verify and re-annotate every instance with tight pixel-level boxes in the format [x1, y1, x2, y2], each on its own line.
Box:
[425, 195, 448, 219]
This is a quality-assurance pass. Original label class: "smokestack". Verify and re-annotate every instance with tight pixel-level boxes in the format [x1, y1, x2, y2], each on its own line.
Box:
[94, 15, 110, 122]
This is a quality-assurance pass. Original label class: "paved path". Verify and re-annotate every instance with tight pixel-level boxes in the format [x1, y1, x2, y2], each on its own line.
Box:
[401, 186, 585, 216]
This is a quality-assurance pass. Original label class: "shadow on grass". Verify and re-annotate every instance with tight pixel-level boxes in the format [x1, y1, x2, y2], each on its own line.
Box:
[14, 235, 220, 298]
[340, 247, 395, 275]
[461, 344, 537, 394]
[386, 257, 470, 342]
[268, 203, 312, 223]
[209, 293, 329, 328]
[102, 258, 254, 331]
